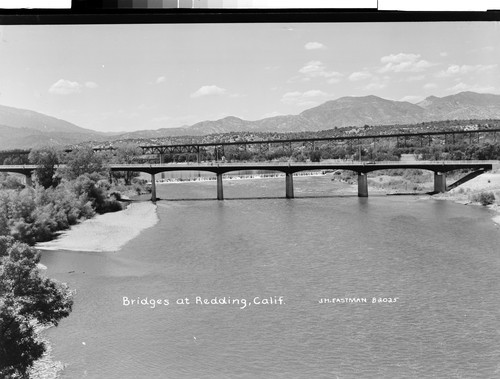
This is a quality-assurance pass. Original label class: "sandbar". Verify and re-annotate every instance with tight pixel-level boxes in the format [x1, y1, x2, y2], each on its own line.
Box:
[36, 202, 158, 252]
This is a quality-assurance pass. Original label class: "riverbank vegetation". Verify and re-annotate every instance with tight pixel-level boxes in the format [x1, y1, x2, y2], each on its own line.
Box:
[0, 237, 73, 378]
[0, 146, 149, 377]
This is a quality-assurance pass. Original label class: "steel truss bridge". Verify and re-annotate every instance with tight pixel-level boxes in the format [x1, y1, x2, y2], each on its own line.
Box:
[1, 128, 499, 165]
[137, 128, 500, 163]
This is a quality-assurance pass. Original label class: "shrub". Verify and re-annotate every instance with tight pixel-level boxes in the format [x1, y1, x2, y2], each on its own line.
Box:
[471, 191, 496, 206]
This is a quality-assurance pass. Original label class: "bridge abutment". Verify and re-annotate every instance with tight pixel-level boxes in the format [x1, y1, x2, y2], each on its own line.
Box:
[433, 172, 447, 193]
[358, 173, 368, 197]
[217, 173, 224, 200]
[285, 172, 294, 199]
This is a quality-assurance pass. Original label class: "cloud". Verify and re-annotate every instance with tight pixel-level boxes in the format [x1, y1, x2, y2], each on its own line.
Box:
[379, 53, 433, 73]
[281, 90, 329, 107]
[49, 79, 98, 95]
[436, 64, 497, 77]
[156, 76, 166, 84]
[298, 61, 343, 83]
[49, 79, 82, 95]
[423, 83, 438, 90]
[305, 42, 326, 50]
[85, 81, 98, 89]
[348, 71, 373, 81]
[190, 85, 227, 98]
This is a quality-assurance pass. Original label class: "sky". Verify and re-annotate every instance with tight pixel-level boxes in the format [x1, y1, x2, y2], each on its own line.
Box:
[0, 21, 499, 133]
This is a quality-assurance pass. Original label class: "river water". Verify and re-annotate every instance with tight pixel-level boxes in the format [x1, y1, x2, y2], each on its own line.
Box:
[41, 176, 500, 378]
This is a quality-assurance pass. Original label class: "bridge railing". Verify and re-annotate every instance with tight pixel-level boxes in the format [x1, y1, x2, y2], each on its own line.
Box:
[109, 160, 499, 167]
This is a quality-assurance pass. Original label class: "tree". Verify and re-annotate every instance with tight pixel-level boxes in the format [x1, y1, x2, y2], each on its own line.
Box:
[112, 143, 141, 185]
[28, 147, 60, 189]
[62, 147, 107, 180]
[0, 237, 73, 377]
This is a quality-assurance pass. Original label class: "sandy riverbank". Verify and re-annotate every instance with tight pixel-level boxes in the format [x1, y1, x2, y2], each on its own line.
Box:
[36, 202, 158, 252]
[431, 171, 500, 225]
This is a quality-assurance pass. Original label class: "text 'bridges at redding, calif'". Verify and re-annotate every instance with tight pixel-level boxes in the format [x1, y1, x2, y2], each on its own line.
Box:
[2, 161, 497, 201]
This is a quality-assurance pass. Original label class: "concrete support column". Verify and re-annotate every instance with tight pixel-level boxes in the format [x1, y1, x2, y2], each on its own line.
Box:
[285, 172, 294, 199]
[217, 173, 224, 200]
[434, 172, 447, 193]
[160, 154, 165, 180]
[357, 172, 368, 197]
[25, 173, 33, 187]
[151, 173, 157, 202]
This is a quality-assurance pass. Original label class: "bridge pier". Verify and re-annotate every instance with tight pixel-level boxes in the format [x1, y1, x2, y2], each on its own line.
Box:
[159, 154, 165, 180]
[358, 172, 368, 197]
[217, 173, 224, 200]
[434, 172, 447, 193]
[25, 173, 33, 187]
[285, 172, 294, 199]
[150, 173, 157, 202]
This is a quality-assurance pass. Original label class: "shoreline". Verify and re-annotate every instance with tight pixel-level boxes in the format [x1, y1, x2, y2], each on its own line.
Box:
[34, 171, 500, 255]
[429, 171, 500, 226]
[36, 202, 158, 253]
[28, 325, 64, 379]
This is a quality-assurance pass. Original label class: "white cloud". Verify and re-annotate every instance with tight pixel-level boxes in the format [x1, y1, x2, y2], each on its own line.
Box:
[298, 60, 342, 83]
[156, 76, 166, 84]
[423, 83, 438, 89]
[190, 85, 227, 98]
[49, 79, 98, 95]
[49, 79, 82, 95]
[281, 90, 329, 107]
[305, 42, 326, 50]
[379, 53, 433, 73]
[348, 71, 373, 81]
[436, 64, 497, 77]
[85, 81, 98, 89]
[440, 52, 448, 57]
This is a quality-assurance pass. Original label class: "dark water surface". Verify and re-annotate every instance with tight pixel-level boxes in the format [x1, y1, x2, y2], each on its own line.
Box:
[41, 176, 500, 378]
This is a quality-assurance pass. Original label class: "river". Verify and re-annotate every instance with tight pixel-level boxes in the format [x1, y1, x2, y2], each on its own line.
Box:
[41, 176, 500, 378]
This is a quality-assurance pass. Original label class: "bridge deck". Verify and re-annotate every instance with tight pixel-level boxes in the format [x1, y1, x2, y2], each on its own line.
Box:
[0, 161, 497, 200]
[108, 161, 497, 175]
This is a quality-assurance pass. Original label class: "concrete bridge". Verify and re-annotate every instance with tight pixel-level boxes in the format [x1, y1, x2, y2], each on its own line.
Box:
[1, 161, 496, 201]
[109, 161, 497, 201]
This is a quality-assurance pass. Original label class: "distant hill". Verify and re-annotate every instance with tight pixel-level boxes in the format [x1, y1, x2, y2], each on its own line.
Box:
[2, 91, 500, 149]
[116, 91, 500, 140]
[299, 95, 426, 129]
[417, 91, 500, 120]
[0, 104, 108, 149]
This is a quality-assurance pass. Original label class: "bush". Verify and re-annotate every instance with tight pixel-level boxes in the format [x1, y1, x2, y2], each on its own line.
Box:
[471, 191, 496, 206]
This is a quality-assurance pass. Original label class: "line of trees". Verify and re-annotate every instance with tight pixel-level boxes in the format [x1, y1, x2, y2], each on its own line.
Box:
[0, 145, 146, 377]
[154, 139, 500, 164]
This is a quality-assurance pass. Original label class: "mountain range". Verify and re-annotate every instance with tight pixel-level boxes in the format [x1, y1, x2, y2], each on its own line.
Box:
[1, 91, 500, 150]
